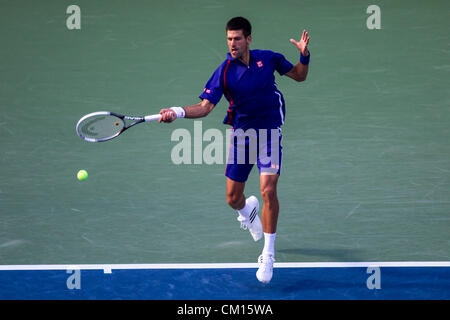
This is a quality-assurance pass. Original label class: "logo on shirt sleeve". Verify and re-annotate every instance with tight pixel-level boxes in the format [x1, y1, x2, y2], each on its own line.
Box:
[204, 88, 212, 94]
[257, 61, 263, 68]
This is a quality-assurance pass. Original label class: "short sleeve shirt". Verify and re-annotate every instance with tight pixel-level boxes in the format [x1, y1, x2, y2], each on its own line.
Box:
[199, 49, 293, 130]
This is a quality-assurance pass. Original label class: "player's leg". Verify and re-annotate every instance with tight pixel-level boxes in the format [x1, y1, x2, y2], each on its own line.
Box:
[259, 173, 279, 235]
[257, 128, 282, 236]
[255, 128, 282, 283]
[256, 173, 279, 283]
[225, 178, 245, 210]
[225, 177, 263, 242]
[225, 130, 262, 241]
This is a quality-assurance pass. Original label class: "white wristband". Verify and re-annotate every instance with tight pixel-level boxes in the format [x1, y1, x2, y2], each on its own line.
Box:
[170, 106, 185, 119]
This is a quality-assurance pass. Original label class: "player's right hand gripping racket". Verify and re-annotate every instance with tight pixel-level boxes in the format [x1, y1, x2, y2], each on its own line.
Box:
[76, 111, 162, 142]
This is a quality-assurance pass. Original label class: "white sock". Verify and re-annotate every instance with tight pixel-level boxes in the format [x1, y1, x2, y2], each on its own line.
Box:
[237, 200, 251, 220]
[262, 232, 276, 257]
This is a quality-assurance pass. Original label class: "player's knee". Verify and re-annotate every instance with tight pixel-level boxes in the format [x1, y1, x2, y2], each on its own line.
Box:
[261, 184, 277, 202]
[226, 191, 243, 209]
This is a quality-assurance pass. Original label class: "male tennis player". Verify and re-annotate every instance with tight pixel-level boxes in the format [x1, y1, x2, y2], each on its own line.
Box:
[159, 17, 310, 283]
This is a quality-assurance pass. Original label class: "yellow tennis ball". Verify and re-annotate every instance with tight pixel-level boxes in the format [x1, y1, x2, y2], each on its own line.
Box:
[77, 170, 88, 181]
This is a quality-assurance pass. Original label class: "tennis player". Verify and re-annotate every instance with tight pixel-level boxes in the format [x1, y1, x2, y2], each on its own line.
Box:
[159, 17, 310, 283]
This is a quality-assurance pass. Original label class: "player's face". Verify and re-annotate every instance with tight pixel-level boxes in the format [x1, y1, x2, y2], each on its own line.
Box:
[227, 30, 251, 60]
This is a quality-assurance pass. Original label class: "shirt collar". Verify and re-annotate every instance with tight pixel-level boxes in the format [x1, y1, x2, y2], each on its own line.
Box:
[226, 50, 256, 62]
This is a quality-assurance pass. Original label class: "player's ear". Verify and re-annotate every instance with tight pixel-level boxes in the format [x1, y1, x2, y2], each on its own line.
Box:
[247, 35, 252, 44]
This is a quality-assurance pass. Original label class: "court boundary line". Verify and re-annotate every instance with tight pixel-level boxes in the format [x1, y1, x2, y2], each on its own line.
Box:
[0, 261, 449, 273]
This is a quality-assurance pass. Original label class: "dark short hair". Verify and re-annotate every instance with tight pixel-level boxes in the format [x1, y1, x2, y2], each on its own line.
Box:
[226, 17, 252, 38]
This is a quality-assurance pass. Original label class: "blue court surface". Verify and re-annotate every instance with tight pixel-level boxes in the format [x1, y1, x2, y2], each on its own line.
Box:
[0, 262, 448, 300]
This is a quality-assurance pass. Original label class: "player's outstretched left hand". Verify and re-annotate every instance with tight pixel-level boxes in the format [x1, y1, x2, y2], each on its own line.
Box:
[290, 29, 310, 56]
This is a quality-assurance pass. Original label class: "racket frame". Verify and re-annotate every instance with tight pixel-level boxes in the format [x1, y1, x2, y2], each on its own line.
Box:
[76, 111, 161, 142]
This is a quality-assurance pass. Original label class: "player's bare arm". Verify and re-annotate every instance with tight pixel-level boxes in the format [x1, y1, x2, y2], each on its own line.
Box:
[159, 99, 215, 123]
[285, 29, 310, 82]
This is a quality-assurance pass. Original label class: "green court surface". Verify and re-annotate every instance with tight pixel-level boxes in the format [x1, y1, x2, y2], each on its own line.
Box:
[0, 0, 448, 266]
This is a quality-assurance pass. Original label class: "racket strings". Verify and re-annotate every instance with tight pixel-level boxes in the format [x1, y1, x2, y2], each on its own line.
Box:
[79, 114, 124, 141]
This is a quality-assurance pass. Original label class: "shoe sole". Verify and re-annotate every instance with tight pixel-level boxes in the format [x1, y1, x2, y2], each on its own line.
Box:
[256, 268, 273, 283]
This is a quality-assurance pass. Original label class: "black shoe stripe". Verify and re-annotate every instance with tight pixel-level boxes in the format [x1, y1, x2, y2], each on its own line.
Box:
[249, 208, 257, 223]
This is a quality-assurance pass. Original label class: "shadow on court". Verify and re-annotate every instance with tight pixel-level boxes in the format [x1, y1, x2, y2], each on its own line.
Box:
[278, 248, 365, 262]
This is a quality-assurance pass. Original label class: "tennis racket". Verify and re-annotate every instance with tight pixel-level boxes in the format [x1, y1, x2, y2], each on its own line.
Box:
[76, 111, 162, 142]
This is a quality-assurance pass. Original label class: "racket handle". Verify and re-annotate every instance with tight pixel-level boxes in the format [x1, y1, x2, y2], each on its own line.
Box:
[144, 114, 162, 122]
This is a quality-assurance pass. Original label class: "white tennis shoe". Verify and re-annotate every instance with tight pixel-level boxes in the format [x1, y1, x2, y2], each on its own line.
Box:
[237, 196, 262, 242]
[256, 254, 275, 284]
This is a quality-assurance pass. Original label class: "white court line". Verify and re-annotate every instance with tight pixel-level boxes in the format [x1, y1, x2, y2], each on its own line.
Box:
[0, 261, 449, 273]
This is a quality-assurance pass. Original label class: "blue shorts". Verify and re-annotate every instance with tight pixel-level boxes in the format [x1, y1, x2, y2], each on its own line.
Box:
[225, 128, 283, 182]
